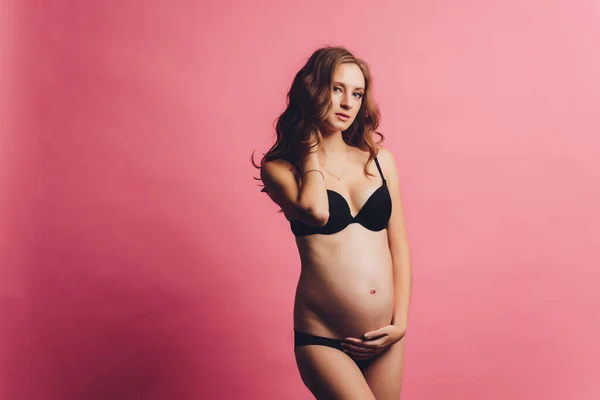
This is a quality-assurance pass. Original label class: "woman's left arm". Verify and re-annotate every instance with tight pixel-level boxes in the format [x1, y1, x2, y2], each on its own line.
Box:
[381, 147, 412, 330]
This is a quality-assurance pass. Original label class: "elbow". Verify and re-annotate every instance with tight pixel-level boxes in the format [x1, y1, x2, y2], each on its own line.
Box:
[311, 210, 329, 227]
[298, 204, 329, 227]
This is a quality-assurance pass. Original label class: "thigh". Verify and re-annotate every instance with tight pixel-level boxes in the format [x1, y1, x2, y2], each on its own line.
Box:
[362, 337, 406, 400]
[295, 345, 376, 400]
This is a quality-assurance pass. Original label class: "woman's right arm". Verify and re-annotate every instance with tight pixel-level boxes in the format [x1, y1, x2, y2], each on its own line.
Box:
[260, 151, 330, 227]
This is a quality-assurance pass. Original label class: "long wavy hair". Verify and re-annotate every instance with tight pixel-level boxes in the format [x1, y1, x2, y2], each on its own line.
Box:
[251, 46, 385, 202]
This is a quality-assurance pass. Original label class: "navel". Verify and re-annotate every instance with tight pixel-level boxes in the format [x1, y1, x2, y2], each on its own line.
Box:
[369, 289, 376, 294]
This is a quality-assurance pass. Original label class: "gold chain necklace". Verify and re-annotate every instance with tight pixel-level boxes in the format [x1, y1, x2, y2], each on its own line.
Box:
[321, 144, 349, 181]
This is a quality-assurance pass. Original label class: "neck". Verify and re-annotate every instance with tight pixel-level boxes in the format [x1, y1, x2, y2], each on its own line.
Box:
[318, 130, 347, 158]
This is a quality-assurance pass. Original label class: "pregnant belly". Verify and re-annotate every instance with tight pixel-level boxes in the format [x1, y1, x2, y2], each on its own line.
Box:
[294, 256, 395, 339]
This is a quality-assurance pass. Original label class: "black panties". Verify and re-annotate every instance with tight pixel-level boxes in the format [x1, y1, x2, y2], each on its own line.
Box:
[294, 329, 374, 369]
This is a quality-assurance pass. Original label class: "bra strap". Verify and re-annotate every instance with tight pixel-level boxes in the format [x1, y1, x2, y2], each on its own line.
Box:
[373, 156, 386, 182]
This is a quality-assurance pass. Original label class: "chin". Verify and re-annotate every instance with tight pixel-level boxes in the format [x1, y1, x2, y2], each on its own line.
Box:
[325, 118, 351, 132]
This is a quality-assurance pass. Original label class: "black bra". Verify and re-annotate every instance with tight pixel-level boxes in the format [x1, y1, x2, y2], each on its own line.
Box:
[290, 156, 392, 237]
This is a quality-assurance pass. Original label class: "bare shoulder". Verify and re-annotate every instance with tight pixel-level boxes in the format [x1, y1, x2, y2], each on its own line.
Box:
[375, 145, 399, 176]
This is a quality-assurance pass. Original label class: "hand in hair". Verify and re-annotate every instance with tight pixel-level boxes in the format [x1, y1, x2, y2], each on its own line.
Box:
[303, 129, 321, 155]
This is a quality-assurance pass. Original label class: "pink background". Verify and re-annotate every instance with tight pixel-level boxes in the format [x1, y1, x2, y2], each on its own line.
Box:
[2, 0, 599, 399]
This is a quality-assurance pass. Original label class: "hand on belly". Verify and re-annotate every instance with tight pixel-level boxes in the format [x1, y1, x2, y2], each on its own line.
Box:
[341, 324, 407, 360]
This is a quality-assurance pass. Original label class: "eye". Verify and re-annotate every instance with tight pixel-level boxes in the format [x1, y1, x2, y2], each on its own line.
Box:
[333, 86, 342, 92]
[354, 92, 363, 98]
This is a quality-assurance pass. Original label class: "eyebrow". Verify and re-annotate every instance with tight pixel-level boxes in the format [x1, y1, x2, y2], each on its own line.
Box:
[333, 81, 365, 91]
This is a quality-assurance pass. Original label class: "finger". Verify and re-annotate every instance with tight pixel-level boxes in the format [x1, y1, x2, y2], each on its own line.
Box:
[364, 342, 388, 353]
[363, 338, 387, 348]
[344, 337, 363, 342]
[363, 331, 388, 341]
[355, 346, 386, 357]
[347, 341, 391, 357]
[344, 339, 383, 349]
[365, 325, 393, 339]
[364, 334, 387, 342]
[372, 344, 389, 353]
[347, 347, 385, 360]
[342, 345, 380, 358]
[342, 343, 372, 353]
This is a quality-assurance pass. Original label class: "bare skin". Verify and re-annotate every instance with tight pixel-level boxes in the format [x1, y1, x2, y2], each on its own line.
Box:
[262, 62, 408, 399]
[292, 146, 395, 340]
[291, 147, 405, 400]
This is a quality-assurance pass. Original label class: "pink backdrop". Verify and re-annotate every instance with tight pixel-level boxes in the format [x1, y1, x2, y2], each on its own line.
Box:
[2, 0, 599, 399]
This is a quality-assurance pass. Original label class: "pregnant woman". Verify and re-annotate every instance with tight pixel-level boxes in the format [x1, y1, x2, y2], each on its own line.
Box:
[253, 46, 413, 399]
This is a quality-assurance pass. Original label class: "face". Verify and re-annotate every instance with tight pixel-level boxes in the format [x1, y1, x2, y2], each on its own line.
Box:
[322, 63, 365, 133]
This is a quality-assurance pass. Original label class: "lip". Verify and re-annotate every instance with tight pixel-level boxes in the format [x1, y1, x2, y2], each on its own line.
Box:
[336, 113, 351, 121]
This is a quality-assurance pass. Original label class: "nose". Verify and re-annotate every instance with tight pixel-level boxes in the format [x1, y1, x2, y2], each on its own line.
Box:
[341, 92, 354, 109]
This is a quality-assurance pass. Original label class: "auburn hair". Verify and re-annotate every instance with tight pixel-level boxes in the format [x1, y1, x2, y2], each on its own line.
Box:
[251, 45, 385, 202]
